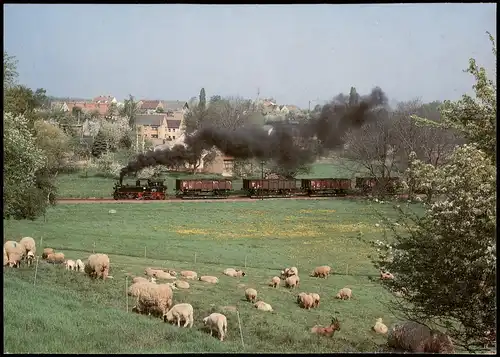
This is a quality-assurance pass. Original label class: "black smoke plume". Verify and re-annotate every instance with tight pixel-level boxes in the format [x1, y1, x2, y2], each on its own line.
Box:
[119, 87, 388, 182]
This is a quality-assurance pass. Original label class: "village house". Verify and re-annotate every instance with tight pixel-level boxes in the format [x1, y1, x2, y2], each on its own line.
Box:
[135, 114, 183, 142]
[93, 95, 117, 104]
[138, 100, 165, 114]
[66, 101, 110, 117]
[202, 151, 234, 177]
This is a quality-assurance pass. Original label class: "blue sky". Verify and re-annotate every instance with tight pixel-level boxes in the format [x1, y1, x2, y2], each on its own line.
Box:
[3, 4, 496, 108]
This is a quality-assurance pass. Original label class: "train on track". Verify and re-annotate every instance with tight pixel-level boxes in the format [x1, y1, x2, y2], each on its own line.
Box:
[113, 176, 401, 200]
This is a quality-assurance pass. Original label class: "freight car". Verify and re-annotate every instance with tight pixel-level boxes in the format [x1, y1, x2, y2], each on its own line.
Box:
[175, 178, 232, 198]
[355, 176, 401, 195]
[242, 178, 300, 198]
[301, 178, 352, 196]
[113, 179, 167, 200]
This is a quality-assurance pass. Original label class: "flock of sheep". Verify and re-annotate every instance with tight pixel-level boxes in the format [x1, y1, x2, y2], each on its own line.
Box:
[4, 237, 456, 353]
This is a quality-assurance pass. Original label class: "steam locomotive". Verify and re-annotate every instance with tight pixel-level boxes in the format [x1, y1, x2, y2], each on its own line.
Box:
[113, 176, 401, 200]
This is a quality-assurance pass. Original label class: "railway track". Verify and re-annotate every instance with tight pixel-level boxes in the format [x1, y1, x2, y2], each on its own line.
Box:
[56, 194, 412, 204]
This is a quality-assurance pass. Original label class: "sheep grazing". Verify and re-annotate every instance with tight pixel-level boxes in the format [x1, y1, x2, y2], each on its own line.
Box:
[3, 248, 8, 266]
[387, 321, 455, 353]
[310, 265, 332, 278]
[311, 318, 341, 337]
[285, 275, 300, 288]
[281, 266, 298, 278]
[4, 241, 25, 267]
[223, 268, 246, 277]
[335, 287, 353, 300]
[199, 276, 219, 284]
[42, 248, 54, 259]
[84, 253, 110, 280]
[132, 282, 174, 318]
[372, 318, 388, 334]
[269, 276, 280, 288]
[64, 259, 76, 271]
[254, 301, 273, 312]
[163, 303, 194, 328]
[180, 270, 198, 280]
[46, 252, 65, 264]
[75, 259, 85, 272]
[174, 280, 190, 289]
[203, 313, 228, 342]
[380, 271, 394, 280]
[19, 237, 36, 256]
[297, 293, 315, 309]
[245, 288, 258, 303]
[25, 251, 35, 267]
[310, 293, 320, 308]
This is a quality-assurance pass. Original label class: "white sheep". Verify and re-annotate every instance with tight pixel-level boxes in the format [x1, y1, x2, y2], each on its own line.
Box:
[180, 270, 198, 280]
[373, 318, 388, 334]
[269, 276, 281, 288]
[174, 280, 190, 289]
[285, 275, 300, 288]
[132, 282, 173, 318]
[85, 254, 110, 280]
[310, 293, 320, 308]
[26, 251, 35, 267]
[199, 276, 219, 284]
[19, 237, 36, 256]
[75, 259, 85, 272]
[65, 259, 76, 271]
[254, 301, 273, 312]
[203, 313, 228, 342]
[297, 293, 314, 309]
[223, 268, 246, 277]
[4, 241, 25, 268]
[163, 303, 194, 328]
[133, 276, 149, 284]
[335, 287, 353, 300]
[3, 248, 8, 266]
[245, 288, 257, 303]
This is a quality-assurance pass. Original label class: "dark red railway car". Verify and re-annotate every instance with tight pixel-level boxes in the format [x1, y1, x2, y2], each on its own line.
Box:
[355, 177, 401, 194]
[301, 178, 352, 196]
[175, 179, 233, 198]
[242, 179, 299, 197]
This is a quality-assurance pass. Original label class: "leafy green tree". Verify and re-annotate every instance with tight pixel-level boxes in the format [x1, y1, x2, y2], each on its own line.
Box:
[33, 120, 71, 173]
[118, 133, 133, 149]
[91, 130, 108, 158]
[3, 112, 47, 220]
[372, 34, 496, 352]
[199, 87, 206, 110]
[155, 106, 165, 113]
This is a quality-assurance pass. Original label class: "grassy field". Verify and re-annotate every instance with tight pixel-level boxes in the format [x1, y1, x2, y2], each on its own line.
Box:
[56, 161, 368, 199]
[4, 198, 416, 353]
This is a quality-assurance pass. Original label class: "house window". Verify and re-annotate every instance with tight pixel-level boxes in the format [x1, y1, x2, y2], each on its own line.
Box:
[152, 134, 158, 139]
[223, 160, 234, 171]
[168, 136, 171, 140]
[168, 128, 171, 132]
[172, 136, 175, 139]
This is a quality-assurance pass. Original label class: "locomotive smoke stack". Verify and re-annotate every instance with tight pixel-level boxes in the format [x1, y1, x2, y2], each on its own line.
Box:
[119, 87, 388, 177]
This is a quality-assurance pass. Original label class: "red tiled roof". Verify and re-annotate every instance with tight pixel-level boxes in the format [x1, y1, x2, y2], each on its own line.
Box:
[140, 100, 163, 110]
[67, 101, 109, 116]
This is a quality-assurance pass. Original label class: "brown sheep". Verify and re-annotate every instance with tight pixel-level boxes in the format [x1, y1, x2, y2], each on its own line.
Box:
[199, 276, 219, 284]
[311, 318, 341, 337]
[180, 270, 198, 280]
[310, 293, 320, 308]
[85, 254, 110, 280]
[46, 252, 65, 264]
[310, 265, 332, 278]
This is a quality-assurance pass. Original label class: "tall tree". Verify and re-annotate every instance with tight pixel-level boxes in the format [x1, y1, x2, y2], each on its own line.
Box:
[372, 34, 497, 352]
[348, 86, 359, 107]
[199, 87, 206, 110]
